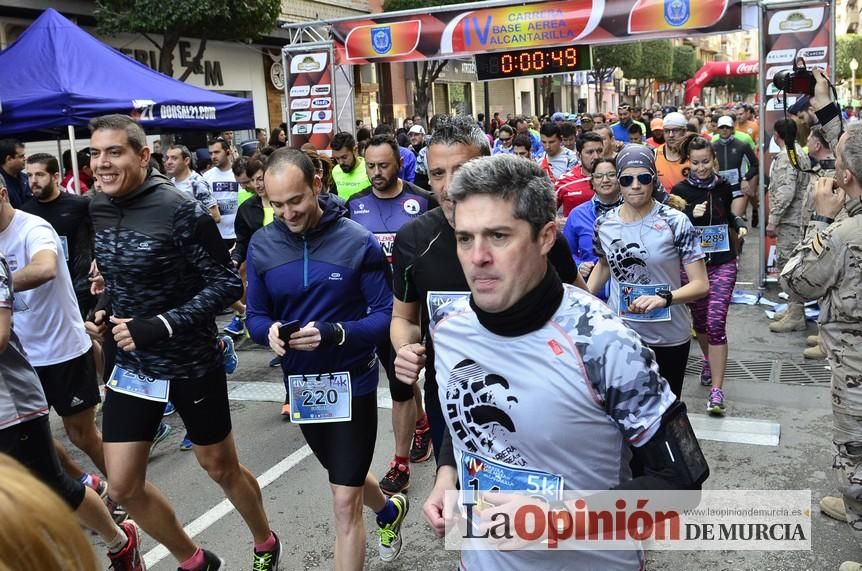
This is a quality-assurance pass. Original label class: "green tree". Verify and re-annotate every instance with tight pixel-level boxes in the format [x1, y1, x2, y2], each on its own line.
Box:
[95, 0, 281, 80]
[384, 0, 482, 120]
[591, 43, 642, 110]
[836, 34, 862, 81]
[671, 44, 697, 84]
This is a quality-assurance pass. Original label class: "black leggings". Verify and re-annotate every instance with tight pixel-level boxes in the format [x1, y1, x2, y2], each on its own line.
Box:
[650, 341, 691, 401]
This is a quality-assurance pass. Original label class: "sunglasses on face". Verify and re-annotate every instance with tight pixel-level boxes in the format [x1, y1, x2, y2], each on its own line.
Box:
[592, 172, 617, 180]
[499, 137, 511, 142]
[618, 173, 653, 187]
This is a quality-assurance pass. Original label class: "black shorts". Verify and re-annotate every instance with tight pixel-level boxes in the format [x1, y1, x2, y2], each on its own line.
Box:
[35, 348, 101, 417]
[0, 416, 86, 510]
[102, 366, 232, 445]
[378, 341, 413, 403]
[300, 392, 377, 486]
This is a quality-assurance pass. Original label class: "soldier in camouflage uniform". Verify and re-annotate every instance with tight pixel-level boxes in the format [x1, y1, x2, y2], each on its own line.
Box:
[780, 72, 862, 571]
[767, 119, 811, 334]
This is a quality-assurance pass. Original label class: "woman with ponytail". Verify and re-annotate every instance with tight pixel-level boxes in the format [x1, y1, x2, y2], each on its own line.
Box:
[673, 136, 748, 416]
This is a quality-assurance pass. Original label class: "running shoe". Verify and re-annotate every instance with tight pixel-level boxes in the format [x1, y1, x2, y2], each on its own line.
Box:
[252, 531, 282, 571]
[700, 360, 712, 386]
[107, 520, 143, 570]
[163, 401, 176, 416]
[281, 403, 291, 417]
[707, 387, 726, 416]
[377, 493, 409, 562]
[180, 434, 193, 451]
[87, 473, 109, 499]
[150, 422, 172, 455]
[106, 496, 129, 525]
[224, 315, 245, 335]
[184, 550, 226, 570]
[221, 335, 238, 375]
[379, 461, 410, 495]
[410, 428, 433, 463]
[269, 356, 281, 368]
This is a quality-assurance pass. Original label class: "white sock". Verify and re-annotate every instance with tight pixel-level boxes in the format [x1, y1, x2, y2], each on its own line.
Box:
[107, 525, 128, 553]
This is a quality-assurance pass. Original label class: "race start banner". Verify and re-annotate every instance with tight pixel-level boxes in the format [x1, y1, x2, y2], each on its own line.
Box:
[283, 44, 337, 152]
[331, 0, 745, 64]
[759, 1, 833, 281]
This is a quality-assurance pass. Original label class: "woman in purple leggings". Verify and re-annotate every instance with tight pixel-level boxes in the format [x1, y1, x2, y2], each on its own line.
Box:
[673, 136, 749, 416]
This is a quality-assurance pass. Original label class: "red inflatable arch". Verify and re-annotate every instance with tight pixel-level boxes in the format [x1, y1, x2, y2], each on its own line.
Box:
[684, 60, 758, 105]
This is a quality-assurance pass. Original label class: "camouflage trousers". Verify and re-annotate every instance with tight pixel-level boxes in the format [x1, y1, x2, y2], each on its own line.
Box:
[775, 222, 801, 273]
[833, 409, 862, 537]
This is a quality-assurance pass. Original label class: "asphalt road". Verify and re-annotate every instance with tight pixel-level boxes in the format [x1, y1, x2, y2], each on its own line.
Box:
[53, 230, 860, 570]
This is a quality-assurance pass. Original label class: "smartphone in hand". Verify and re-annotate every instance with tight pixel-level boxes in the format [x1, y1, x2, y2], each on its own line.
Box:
[278, 320, 301, 342]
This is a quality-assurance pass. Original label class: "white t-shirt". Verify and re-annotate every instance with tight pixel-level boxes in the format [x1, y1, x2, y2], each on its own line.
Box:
[202, 167, 239, 240]
[0, 210, 91, 366]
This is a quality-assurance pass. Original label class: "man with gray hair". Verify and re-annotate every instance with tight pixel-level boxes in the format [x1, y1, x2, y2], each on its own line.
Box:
[780, 71, 862, 571]
[424, 154, 707, 569]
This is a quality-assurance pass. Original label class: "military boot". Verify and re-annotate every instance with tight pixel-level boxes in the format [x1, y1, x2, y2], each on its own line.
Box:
[839, 562, 862, 571]
[769, 302, 807, 333]
[806, 335, 820, 347]
[803, 344, 827, 360]
[820, 496, 846, 521]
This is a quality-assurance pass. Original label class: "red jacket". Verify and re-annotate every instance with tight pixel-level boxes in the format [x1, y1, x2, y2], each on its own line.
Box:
[555, 164, 593, 216]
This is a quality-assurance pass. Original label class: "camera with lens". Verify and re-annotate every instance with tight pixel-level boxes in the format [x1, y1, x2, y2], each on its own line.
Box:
[772, 57, 816, 96]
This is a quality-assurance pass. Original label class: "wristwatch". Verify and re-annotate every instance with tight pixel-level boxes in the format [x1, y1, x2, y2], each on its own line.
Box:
[656, 289, 674, 308]
[811, 214, 835, 224]
[334, 323, 346, 346]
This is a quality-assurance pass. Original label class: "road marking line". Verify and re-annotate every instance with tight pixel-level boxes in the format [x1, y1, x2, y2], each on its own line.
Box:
[143, 444, 313, 568]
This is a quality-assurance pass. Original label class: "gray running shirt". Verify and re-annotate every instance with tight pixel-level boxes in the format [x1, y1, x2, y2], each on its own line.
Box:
[431, 284, 676, 571]
[593, 201, 705, 346]
[0, 254, 49, 430]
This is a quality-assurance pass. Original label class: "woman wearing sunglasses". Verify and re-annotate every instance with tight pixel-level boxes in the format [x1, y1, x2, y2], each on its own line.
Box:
[562, 158, 621, 300]
[672, 137, 748, 416]
[587, 145, 709, 399]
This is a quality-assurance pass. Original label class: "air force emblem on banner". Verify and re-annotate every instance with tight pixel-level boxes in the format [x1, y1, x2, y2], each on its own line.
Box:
[664, 0, 690, 27]
[371, 27, 392, 54]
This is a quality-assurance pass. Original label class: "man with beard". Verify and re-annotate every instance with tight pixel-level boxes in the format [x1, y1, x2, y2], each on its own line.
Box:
[554, 131, 605, 216]
[22, 154, 95, 319]
[610, 104, 646, 143]
[655, 112, 691, 191]
[346, 135, 438, 495]
[331, 132, 372, 199]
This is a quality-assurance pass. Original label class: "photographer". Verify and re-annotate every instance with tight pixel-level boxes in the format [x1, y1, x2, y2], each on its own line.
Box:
[779, 69, 862, 570]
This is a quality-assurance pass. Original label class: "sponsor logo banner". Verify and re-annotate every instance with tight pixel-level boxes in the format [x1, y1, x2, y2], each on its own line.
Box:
[333, 0, 743, 63]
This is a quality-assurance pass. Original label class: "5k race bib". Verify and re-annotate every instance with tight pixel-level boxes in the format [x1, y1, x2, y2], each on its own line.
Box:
[288, 372, 352, 424]
[618, 283, 672, 323]
[107, 365, 170, 402]
[460, 452, 564, 515]
[697, 224, 730, 253]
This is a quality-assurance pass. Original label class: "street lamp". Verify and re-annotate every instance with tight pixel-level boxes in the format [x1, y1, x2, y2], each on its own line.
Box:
[851, 58, 859, 99]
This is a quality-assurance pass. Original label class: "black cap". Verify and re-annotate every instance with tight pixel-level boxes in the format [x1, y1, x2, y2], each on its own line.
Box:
[787, 95, 811, 115]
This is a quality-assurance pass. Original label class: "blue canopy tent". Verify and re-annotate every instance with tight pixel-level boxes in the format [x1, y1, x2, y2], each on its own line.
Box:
[0, 8, 255, 191]
[0, 9, 255, 138]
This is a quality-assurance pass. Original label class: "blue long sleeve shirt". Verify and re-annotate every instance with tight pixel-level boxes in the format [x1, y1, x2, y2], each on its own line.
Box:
[246, 195, 392, 396]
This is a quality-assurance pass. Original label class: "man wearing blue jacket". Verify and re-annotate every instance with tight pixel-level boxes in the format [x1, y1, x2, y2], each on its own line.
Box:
[245, 148, 408, 568]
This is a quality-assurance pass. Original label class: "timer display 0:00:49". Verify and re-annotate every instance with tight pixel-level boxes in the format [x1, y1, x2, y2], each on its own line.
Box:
[499, 47, 579, 73]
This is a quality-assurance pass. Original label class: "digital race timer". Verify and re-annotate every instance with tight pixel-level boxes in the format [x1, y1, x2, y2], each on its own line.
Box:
[475, 46, 592, 81]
